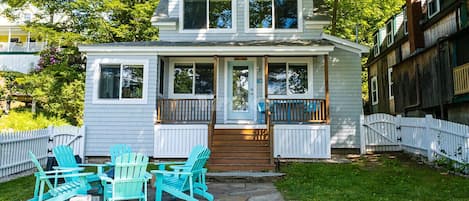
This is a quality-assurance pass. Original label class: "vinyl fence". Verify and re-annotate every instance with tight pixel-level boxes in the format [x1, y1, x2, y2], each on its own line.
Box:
[361, 114, 469, 164]
[0, 126, 85, 180]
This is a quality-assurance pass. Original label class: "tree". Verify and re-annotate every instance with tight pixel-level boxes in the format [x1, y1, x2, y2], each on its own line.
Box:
[322, 0, 405, 102]
[1, 0, 160, 125]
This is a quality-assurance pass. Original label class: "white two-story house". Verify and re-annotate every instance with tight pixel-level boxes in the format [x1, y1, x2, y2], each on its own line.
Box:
[79, 0, 368, 171]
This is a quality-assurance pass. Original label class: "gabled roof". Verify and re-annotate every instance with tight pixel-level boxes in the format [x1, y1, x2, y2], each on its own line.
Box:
[321, 34, 369, 55]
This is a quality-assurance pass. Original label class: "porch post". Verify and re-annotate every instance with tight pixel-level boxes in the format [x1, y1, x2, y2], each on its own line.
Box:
[324, 55, 330, 124]
[264, 56, 269, 124]
[7, 27, 12, 52]
[213, 56, 218, 100]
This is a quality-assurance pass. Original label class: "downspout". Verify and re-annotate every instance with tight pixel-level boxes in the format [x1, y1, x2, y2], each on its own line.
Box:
[404, 64, 421, 115]
[437, 36, 449, 119]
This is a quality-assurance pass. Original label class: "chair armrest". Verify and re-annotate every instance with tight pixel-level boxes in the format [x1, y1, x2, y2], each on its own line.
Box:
[77, 163, 109, 174]
[169, 165, 190, 171]
[43, 168, 83, 175]
[153, 161, 185, 170]
[40, 172, 93, 180]
[98, 174, 113, 183]
[151, 170, 193, 176]
[52, 166, 84, 171]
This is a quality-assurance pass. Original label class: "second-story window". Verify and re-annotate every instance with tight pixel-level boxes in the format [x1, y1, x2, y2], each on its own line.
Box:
[183, 0, 233, 30]
[386, 20, 394, 47]
[248, 0, 298, 29]
[373, 33, 380, 56]
[427, 0, 440, 18]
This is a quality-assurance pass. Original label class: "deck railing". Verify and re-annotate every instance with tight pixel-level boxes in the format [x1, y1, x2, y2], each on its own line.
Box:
[453, 63, 469, 95]
[157, 99, 214, 123]
[0, 42, 46, 52]
[269, 99, 327, 123]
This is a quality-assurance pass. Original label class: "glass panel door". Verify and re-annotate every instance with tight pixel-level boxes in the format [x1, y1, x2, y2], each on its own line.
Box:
[227, 61, 254, 120]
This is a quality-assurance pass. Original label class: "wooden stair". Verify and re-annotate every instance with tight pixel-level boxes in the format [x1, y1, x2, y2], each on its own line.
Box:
[208, 129, 275, 171]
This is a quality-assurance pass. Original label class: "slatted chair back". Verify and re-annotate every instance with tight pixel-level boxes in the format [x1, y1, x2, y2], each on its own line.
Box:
[178, 146, 211, 191]
[109, 144, 132, 164]
[53, 145, 80, 182]
[111, 153, 149, 199]
[29, 152, 54, 189]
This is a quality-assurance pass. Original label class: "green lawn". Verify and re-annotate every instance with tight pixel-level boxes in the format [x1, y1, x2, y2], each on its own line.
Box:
[275, 154, 469, 201]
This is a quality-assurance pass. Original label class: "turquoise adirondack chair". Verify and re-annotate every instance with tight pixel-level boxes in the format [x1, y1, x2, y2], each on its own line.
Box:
[28, 151, 92, 201]
[109, 144, 132, 164]
[52, 145, 107, 190]
[152, 146, 213, 201]
[99, 153, 150, 201]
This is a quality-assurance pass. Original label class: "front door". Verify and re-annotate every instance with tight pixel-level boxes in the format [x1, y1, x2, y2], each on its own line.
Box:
[227, 61, 255, 121]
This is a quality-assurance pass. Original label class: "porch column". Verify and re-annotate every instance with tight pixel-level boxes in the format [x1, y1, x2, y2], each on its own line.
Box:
[324, 55, 330, 124]
[7, 27, 11, 52]
[264, 56, 270, 124]
[213, 56, 218, 100]
[27, 32, 31, 52]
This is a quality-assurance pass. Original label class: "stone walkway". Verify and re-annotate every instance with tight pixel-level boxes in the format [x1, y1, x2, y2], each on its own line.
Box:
[148, 182, 284, 201]
[87, 182, 284, 201]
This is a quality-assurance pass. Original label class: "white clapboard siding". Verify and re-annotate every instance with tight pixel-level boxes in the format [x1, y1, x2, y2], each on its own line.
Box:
[0, 128, 49, 179]
[274, 125, 331, 159]
[154, 125, 208, 158]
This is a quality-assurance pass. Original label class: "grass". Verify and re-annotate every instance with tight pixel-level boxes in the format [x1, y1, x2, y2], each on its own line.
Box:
[275, 154, 469, 201]
[0, 164, 158, 201]
[0, 109, 68, 131]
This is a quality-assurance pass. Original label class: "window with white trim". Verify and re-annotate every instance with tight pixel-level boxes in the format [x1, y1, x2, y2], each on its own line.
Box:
[373, 33, 380, 56]
[183, 0, 233, 30]
[248, 0, 298, 29]
[173, 62, 214, 95]
[268, 62, 308, 95]
[388, 68, 394, 100]
[371, 76, 379, 105]
[98, 64, 144, 99]
[427, 0, 440, 18]
[386, 20, 394, 47]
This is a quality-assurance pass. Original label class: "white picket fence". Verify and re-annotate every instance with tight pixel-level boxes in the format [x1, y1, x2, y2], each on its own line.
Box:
[0, 126, 85, 180]
[361, 114, 469, 164]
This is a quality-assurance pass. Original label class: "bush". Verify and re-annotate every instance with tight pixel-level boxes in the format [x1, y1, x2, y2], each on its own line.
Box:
[0, 110, 68, 131]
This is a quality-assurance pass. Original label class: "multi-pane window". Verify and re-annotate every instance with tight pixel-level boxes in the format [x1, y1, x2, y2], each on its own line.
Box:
[386, 20, 394, 47]
[427, 0, 440, 18]
[371, 76, 379, 105]
[183, 0, 233, 30]
[249, 0, 298, 29]
[373, 33, 380, 56]
[388, 68, 394, 100]
[173, 63, 214, 94]
[268, 63, 307, 95]
[99, 64, 144, 99]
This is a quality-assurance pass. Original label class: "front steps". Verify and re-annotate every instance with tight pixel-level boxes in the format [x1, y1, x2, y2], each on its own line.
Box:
[208, 129, 275, 171]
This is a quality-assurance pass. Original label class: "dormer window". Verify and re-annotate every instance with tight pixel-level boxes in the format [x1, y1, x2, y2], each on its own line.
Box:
[248, 0, 299, 30]
[386, 20, 394, 47]
[403, 8, 408, 35]
[183, 0, 233, 30]
[427, 0, 440, 18]
[373, 33, 380, 56]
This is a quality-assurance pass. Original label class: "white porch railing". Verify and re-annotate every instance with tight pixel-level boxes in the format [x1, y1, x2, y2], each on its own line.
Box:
[154, 124, 208, 158]
[361, 114, 469, 164]
[274, 125, 331, 158]
[0, 126, 85, 181]
[0, 42, 46, 52]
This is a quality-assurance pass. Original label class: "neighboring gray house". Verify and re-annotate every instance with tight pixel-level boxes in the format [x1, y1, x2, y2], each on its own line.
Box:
[79, 0, 367, 171]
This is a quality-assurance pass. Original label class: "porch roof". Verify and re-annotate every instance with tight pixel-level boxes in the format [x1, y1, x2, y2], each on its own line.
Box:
[79, 40, 336, 56]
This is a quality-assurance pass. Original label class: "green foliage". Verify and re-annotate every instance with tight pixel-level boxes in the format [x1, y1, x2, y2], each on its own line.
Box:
[16, 47, 85, 126]
[1, 0, 160, 126]
[0, 109, 68, 131]
[276, 155, 469, 201]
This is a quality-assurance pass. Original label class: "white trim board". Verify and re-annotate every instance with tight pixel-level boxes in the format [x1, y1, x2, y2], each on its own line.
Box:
[79, 45, 335, 56]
